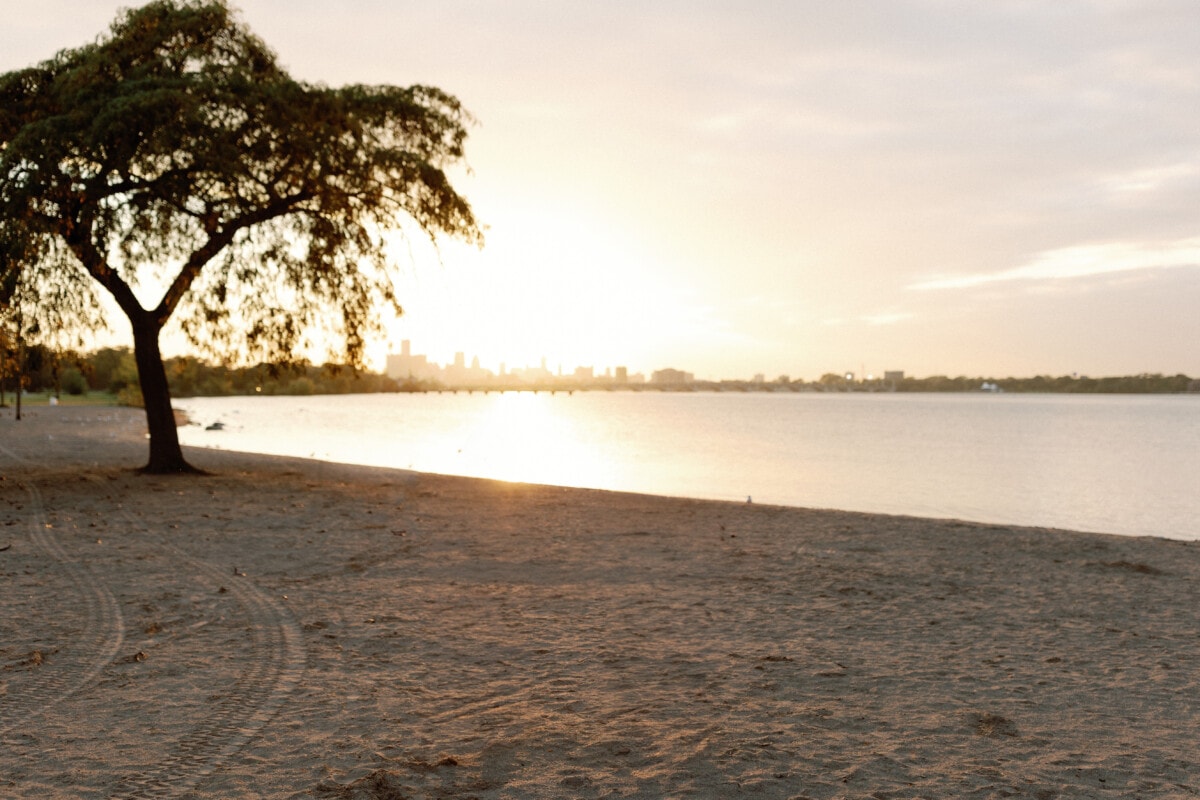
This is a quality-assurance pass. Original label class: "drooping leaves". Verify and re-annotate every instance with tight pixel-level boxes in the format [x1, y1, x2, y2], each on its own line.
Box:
[0, 0, 480, 365]
[0, 0, 481, 470]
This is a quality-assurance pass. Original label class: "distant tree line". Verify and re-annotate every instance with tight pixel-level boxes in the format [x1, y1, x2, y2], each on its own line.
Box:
[814, 372, 1197, 394]
[4, 347, 1196, 406]
[897, 373, 1196, 393]
[1, 346, 401, 406]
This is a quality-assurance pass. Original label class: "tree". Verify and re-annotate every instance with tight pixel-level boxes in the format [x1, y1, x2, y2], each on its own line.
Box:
[0, 0, 481, 472]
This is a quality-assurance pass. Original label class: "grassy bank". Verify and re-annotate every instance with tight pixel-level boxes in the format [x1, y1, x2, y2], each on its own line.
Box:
[0, 391, 120, 408]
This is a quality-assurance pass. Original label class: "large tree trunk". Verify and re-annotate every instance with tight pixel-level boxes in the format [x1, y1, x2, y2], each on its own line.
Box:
[131, 320, 196, 474]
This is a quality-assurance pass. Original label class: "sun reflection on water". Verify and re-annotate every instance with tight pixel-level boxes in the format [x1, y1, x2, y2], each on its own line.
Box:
[429, 392, 618, 489]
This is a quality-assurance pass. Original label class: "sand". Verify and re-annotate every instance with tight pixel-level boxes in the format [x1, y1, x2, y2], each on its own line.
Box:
[2, 405, 1199, 799]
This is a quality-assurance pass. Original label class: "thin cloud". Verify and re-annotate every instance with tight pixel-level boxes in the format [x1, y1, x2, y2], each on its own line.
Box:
[820, 311, 914, 327]
[909, 239, 1200, 291]
[1097, 158, 1200, 193]
[861, 311, 915, 326]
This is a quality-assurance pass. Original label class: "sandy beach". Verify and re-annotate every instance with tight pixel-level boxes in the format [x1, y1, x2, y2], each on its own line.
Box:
[2, 406, 1199, 799]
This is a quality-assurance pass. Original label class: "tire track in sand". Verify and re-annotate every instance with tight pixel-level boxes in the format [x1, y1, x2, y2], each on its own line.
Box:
[0, 444, 126, 739]
[106, 505, 306, 799]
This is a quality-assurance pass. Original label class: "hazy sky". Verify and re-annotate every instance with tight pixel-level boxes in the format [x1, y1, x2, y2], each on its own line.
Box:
[4, 1, 1199, 379]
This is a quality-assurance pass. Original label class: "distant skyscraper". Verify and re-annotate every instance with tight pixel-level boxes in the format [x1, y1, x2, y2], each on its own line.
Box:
[386, 340, 432, 381]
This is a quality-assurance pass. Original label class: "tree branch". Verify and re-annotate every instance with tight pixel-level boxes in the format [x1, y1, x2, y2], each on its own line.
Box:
[58, 206, 149, 328]
[152, 188, 314, 325]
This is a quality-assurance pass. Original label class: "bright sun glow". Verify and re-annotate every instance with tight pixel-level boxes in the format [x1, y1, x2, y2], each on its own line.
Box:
[378, 192, 705, 377]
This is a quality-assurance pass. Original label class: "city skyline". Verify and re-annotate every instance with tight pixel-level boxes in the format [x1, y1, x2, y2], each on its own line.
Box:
[385, 340, 656, 387]
[3, 3, 1199, 380]
[382, 340, 1194, 389]
[381, 339, 908, 388]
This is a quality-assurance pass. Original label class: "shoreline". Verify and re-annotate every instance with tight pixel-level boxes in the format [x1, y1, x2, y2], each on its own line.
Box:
[3, 407, 1200, 798]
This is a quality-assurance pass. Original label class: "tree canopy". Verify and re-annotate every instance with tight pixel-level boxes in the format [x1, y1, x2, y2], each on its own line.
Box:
[0, 0, 481, 471]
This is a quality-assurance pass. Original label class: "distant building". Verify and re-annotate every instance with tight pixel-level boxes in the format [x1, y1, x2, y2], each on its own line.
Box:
[386, 339, 435, 381]
[442, 352, 491, 386]
[442, 351, 467, 385]
[516, 358, 553, 383]
[615, 366, 628, 383]
[384, 340, 495, 385]
[651, 368, 694, 385]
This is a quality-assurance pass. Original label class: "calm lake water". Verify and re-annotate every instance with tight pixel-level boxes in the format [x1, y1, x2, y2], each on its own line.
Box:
[175, 392, 1200, 540]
